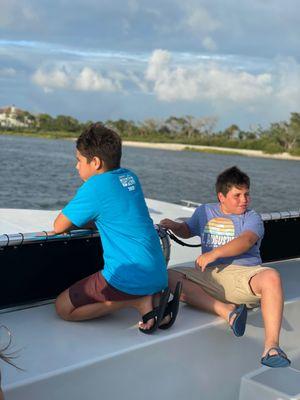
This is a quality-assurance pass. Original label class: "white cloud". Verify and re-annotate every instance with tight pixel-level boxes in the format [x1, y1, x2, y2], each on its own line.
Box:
[32, 68, 70, 92]
[75, 67, 120, 92]
[203, 68, 273, 102]
[32, 66, 122, 93]
[202, 36, 217, 52]
[145, 49, 171, 81]
[26, 48, 300, 127]
[145, 49, 273, 103]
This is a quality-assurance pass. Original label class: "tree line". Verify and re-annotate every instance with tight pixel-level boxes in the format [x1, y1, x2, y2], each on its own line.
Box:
[2, 111, 300, 156]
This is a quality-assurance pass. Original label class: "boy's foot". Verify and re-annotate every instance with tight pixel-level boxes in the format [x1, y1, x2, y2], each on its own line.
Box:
[138, 296, 156, 331]
[261, 347, 291, 368]
[228, 304, 247, 337]
[139, 288, 171, 334]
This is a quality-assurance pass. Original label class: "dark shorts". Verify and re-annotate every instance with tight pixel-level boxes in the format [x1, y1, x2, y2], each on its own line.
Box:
[69, 271, 143, 308]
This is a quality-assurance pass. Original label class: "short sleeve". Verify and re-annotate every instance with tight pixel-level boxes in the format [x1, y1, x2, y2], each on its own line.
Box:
[186, 206, 204, 236]
[62, 180, 99, 228]
[242, 211, 264, 239]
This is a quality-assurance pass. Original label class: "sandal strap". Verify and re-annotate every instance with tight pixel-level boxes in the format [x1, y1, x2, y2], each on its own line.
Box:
[229, 304, 244, 320]
[141, 307, 159, 323]
[163, 301, 172, 317]
[265, 347, 288, 359]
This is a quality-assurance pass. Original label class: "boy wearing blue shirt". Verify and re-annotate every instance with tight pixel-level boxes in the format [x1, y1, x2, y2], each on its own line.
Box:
[54, 123, 171, 333]
[160, 166, 290, 367]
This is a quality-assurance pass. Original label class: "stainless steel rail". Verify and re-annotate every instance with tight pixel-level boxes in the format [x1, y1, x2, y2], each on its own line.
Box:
[260, 210, 300, 220]
[0, 229, 98, 248]
[0, 225, 171, 265]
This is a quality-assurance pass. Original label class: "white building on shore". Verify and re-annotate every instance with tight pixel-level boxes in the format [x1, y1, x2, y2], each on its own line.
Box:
[0, 105, 34, 128]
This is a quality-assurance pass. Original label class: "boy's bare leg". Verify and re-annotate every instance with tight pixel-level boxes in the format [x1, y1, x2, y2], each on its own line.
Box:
[168, 270, 236, 323]
[55, 290, 155, 330]
[249, 269, 284, 357]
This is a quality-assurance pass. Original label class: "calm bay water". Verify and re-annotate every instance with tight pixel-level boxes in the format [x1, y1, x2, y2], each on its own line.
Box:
[0, 135, 299, 213]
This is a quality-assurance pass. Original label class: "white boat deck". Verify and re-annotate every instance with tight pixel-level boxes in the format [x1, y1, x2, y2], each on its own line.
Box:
[1, 260, 300, 400]
[0, 200, 300, 400]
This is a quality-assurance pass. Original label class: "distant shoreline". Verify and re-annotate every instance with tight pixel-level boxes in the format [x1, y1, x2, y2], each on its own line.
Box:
[123, 141, 300, 161]
[1, 132, 300, 161]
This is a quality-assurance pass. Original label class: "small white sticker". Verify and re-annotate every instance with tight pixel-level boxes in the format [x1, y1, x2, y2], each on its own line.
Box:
[119, 175, 136, 191]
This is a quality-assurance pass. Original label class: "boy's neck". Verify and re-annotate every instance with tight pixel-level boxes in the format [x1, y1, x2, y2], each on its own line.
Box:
[90, 165, 120, 178]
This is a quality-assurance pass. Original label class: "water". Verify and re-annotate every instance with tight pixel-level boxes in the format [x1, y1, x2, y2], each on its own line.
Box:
[0, 135, 299, 213]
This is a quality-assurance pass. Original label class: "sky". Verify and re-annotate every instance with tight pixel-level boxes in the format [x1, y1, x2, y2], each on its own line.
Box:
[0, 0, 300, 130]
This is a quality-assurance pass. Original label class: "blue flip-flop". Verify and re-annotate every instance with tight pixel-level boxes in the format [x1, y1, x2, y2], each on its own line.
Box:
[139, 287, 171, 334]
[229, 304, 247, 337]
[261, 347, 291, 368]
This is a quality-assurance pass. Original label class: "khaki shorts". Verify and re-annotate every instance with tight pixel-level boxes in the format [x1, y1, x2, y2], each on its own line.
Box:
[172, 264, 272, 308]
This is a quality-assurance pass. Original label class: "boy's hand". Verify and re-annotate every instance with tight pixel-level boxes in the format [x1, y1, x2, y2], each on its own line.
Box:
[160, 218, 192, 239]
[46, 230, 57, 236]
[159, 218, 177, 231]
[195, 250, 218, 272]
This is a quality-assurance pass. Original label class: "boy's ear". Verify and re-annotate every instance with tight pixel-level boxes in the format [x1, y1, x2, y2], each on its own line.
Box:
[92, 156, 103, 170]
[217, 192, 225, 202]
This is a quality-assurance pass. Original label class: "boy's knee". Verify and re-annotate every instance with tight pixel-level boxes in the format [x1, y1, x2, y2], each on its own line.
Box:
[55, 291, 74, 321]
[266, 268, 281, 282]
[260, 269, 282, 288]
[55, 298, 69, 320]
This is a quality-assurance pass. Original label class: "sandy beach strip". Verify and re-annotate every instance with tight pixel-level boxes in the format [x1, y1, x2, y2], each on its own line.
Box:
[123, 141, 300, 161]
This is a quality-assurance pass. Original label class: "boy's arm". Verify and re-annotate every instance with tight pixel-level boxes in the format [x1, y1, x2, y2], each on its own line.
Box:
[53, 213, 76, 234]
[159, 219, 192, 238]
[196, 230, 259, 272]
[53, 179, 100, 234]
[53, 213, 97, 234]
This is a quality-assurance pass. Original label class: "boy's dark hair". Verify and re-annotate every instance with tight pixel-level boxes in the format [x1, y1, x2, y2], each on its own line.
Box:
[216, 166, 250, 196]
[76, 123, 122, 170]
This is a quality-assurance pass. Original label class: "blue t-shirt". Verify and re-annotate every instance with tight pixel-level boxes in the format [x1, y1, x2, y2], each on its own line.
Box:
[186, 203, 264, 267]
[62, 168, 167, 295]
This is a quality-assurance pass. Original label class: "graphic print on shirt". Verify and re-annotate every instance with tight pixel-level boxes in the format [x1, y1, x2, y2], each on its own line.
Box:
[203, 217, 235, 248]
[119, 174, 136, 191]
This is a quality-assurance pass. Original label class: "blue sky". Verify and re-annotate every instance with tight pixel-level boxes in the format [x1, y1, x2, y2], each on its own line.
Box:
[0, 0, 299, 129]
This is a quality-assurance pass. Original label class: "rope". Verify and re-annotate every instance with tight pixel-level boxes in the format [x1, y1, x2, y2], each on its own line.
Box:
[166, 229, 201, 248]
